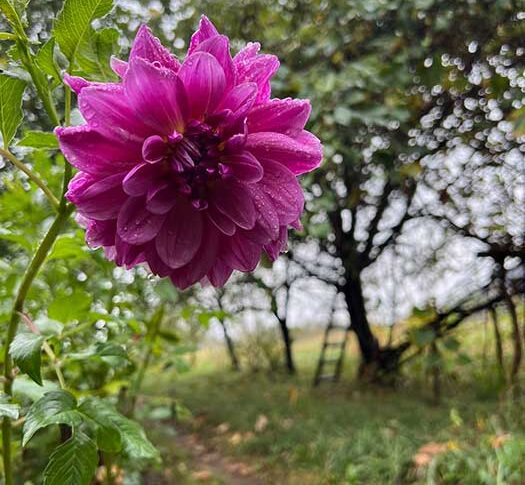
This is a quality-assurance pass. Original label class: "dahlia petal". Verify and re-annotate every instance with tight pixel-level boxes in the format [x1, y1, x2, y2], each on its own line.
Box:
[194, 35, 235, 89]
[122, 162, 158, 196]
[178, 52, 226, 119]
[211, 180, 256, 230]
[233, 42, 260, 67]
[247, 98, 311, 135]
[145, 243, 173, 277]
[115, 235, 146, 268]
[221, 152, 263, 183]
[207, 204, 236, 236]
[63, 74, 92, 94]
[110, 56, 128, 77]
[85, 219, 116, 248]
[125, 57, 188, 134]
[188, 15, 219, 55]
[258, 159, 304, 224]
[117, 196, 165, 245]
[169, 224, 219, 289]
[249, 185, 280, 240]
[155, 201, 203, 269]
[145, 183, 177, 215]
[242, 225, 272, 245]
[67, 172, 127, 220]
[245, 131, 322, 175]
[56, 126, 139, 176]
[235, 53, 279, 105]
[218, 82, 258, 125]
[78, 84, 153, 142]
[130, 25, 181, 73]
[222, 232, 261, 272]
[264, 225, 288, 261]
[207, 259, 233, 287]
[142, 135, 168, 163]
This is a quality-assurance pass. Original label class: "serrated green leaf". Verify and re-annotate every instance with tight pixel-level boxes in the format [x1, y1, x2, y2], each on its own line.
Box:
[0, 402, 20, 419]
[76, 27, 119, 81]
[0, 73, 26, 148]
[23, 390, 81, 446]
[35, 38, 62, 88]
[17, 130, 59, 149]
[0, 0, 27, 39]
[78, 398, 159, 462]
[53, 0, 114, 63]
[48, 289, 92, 323]
[9, 332, 44, 385]
[43, 432, 98, 485]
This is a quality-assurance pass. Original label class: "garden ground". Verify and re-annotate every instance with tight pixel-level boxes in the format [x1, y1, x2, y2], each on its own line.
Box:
[142, 318, 525, 484]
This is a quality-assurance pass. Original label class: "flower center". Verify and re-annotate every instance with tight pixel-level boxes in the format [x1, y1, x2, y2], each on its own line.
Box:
[142, 123, 226, 210]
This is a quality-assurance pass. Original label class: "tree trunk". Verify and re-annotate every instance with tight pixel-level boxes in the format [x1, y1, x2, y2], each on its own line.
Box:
[506, 295, 522, 384]
[342, 271, 381, 377]
[219, 318, 240, 371]
[277, 315, 295, 374]
[271, 288, 296, 374]
[490, 306, 505, 379]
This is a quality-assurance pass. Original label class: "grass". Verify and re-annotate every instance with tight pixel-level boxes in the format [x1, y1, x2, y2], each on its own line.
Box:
[143, 315, 525, 484]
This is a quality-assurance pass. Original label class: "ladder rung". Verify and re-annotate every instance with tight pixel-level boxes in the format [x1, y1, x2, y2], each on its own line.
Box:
[317, 374, 337, 381]
[321, 358, 340, 365]
[324, 341, 345, 347]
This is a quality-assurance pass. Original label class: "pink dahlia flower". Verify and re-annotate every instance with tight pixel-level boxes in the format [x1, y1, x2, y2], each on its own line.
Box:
[57, 16, 322, 289]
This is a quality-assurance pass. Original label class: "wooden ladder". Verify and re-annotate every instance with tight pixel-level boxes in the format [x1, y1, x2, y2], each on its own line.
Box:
[313, 292, 351, 386]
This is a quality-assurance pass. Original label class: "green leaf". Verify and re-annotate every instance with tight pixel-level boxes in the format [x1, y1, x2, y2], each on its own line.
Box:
[34, 317, 64, 337]
[0, 31, 17, 40]
[0, 73, 26, 148]
[48, 289, 92, 323]
[78, 398, 159, 462]
[43, 432, 98, 485]
[23, 390, 81, 446]
[399, 162, 422, 178]
[13, 377, 59, 402]
[9, 333, 44, 385]
[48, 234, 88, 261]
[17, 130, 59, 149]
[53, 0, 114, 62]
[76, 27, 119, 81]
[35, 38, 62, 88]
[509, 107, 525, 137]
[95, 423, 122, 453]
[68, 343, 129, 367]
[0, 402, 20, 419]
[411, 327, 435, 347]
[0, 0, 27, 39]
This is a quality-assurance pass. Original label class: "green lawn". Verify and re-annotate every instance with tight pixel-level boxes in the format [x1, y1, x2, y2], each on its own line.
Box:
[143, 320, 525, 484]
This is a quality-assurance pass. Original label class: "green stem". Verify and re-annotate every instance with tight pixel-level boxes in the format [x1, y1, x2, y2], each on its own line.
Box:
[42, 342, 66, 390]
[0, 147, 60, 209]
[16, 40, 60, 127]
[2, 206, 72, 485]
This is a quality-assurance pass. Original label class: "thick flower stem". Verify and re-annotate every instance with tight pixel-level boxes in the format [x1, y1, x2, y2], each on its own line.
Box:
[0, 147, 60, 209]
[2, 205, 72, 485]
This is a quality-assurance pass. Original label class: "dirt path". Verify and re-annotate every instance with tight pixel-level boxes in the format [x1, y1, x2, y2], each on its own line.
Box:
[173, 430, 264, 484]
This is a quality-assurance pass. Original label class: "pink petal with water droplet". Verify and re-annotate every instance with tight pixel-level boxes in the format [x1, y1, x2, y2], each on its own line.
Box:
[117, 196, 165, 244]
[155, 201, 203, 269]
